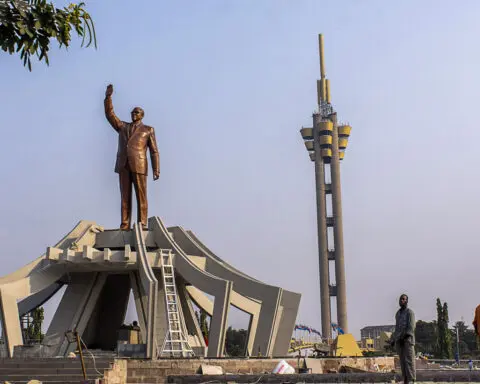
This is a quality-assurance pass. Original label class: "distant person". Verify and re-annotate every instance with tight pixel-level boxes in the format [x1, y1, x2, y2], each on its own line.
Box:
[132, 321, 142, 344]
[391, 294, 416, 384]
[132, 321, 140, 331]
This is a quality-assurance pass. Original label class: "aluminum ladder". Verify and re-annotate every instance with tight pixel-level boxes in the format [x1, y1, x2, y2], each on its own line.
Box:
[158, 250, 194, 358]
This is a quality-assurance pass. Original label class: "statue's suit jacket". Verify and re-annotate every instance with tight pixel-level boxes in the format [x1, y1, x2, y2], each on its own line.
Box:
[104, 96, 160, 176]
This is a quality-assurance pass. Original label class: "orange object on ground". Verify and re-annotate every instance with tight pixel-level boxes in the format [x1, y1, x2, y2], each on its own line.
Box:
[473, 305, 480, 335]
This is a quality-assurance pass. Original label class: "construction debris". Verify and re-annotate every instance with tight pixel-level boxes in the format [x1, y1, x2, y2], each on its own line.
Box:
[272, 360, 295, 374]
[197, 364, 223, 375]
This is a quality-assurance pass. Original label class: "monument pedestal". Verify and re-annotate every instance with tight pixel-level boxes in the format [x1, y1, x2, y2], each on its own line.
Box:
[0, 216, 300, 359]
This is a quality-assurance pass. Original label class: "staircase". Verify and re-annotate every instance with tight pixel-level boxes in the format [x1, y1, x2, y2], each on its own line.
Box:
[0, 357, 113, 383]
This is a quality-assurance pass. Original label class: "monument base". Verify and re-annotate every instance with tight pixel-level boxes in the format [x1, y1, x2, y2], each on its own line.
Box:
[0, 216, 301, 359]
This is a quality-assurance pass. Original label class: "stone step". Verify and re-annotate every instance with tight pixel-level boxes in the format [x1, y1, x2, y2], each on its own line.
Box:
[0, 367, 106, 375]
[0, 355, 114, 365]
[0, 358, 113, 383]
[0, 374, 101, 382]
[0, 359, 113, 368]
[0, 360, 113, 367]
[0, 358, 114, 362]
[1, 381, 98, 384]
[0, 363, 111, 370]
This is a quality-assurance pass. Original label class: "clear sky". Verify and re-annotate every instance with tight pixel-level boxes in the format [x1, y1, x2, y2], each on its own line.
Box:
[2, 0, 480, 338]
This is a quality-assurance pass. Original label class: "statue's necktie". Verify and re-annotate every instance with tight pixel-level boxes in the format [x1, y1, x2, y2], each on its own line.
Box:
[129, 123, 136, 138]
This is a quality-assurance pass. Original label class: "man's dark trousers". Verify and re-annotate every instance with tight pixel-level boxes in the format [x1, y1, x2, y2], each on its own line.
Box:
[396, 338, 415, 383]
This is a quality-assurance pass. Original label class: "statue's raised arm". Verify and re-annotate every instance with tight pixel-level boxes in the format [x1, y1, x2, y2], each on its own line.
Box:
[104, 84, 124, 132]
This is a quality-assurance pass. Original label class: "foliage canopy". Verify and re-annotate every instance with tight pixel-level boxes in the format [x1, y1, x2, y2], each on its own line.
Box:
[436, 298, 453, 359]
[0, 0, 96, 70]
[24, 307, 44, 343]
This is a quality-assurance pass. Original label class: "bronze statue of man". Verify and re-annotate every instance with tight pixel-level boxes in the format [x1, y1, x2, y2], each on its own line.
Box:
[104, 84, 160, 230]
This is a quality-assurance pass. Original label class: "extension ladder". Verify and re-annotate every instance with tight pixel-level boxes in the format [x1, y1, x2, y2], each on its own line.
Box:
[158, 250, 194, 358]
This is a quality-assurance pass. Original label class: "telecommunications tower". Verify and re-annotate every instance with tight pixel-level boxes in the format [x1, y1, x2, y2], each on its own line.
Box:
[299, 34, 352, 340]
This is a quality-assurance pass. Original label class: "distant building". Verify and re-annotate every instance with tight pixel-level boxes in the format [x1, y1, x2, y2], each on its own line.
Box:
[360, 325, 395, 349]
[377, 331, 392, 351]
[359, 337, 375, 350]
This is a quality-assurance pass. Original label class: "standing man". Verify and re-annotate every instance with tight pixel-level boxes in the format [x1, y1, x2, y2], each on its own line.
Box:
[393, 294, 416, 384]
[104, 84, 160, 230]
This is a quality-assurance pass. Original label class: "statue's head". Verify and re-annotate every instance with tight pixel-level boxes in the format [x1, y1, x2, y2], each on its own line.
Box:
[131, 107, 144, 122]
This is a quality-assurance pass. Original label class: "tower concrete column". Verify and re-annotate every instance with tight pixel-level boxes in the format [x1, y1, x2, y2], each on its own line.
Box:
[329, 112, 348, 333]
[313, 113, 331, 339]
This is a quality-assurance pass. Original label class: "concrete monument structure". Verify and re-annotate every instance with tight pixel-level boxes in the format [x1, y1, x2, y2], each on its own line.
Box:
[0, 217, 300, 358]
[0, 83, 300, 360]
[299, 35, 352, 339]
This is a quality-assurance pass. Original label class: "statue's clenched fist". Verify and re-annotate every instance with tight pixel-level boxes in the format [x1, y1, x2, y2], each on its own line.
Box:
[105, 84, 113, 97]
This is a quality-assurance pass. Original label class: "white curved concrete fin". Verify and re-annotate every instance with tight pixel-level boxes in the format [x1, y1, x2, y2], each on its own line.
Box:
[17, 282, 63, 317]
[185, 228, 261, 282]
[52, 272, 108, 357]
[272, 290, 301, 357]
[170, 227, 282, 356]
[186, 285, 260, 357]
[0, 220, 100, 357]
[175, 280, 206, 350]
[179, 227, 280, 299]
[180, 226, 301, 357]
[0, 220, 96, 284]
[149, 216, 232, 357]
[129, 272, 148, 342]
[0, 289, 22, 357]
[149, 218, 230, 295]
[187, 286, 260, 316]
[186, 286, 213, 316]
[133, 223, 158, 359]
[184, 227, 302, 357]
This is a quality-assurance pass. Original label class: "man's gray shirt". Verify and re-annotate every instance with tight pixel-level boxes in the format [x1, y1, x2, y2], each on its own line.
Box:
[394, 307, 416, 344]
